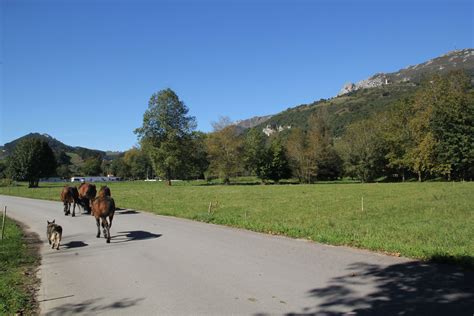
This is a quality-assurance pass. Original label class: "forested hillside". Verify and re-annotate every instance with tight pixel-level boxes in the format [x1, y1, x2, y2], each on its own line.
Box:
[249, 49, 474, 137]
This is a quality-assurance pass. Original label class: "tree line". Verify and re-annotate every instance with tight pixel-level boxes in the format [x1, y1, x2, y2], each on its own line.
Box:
[3, 71, 473, 187]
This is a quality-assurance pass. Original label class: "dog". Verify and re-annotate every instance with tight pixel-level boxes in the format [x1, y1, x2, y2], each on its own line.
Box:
[47, 220, 63, 250]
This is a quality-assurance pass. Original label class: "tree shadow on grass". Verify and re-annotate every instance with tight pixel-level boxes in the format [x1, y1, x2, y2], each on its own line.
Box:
[110, 230, 162, 243]
[44, 297, 144, 316]
[196, 182, 263, 186]
[277, 260, 474, 316]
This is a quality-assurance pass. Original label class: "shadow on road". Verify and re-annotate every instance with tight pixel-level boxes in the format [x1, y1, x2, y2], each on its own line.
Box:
[44, 297, 144, 316]
[257, 261, 474, 316]
[62, 241, 88, 249]
[110, 230, 162, 243]
[115, 208, 140, 215]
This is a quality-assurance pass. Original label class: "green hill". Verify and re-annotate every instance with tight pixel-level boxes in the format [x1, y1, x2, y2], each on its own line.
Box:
[248, 49, 474, 136]
[1, 133, 107, 160]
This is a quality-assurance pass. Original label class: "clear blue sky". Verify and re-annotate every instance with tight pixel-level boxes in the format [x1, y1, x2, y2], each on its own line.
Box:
[1, 0, 473, 151]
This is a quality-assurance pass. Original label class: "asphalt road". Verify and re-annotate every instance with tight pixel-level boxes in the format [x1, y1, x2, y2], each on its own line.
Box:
[2, 195, 473, 316]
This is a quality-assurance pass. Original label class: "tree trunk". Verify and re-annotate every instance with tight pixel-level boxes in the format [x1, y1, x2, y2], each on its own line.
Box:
[418, 172, 422, 182]
[29, 179, 39, 188]
[166, 168, 172, 186]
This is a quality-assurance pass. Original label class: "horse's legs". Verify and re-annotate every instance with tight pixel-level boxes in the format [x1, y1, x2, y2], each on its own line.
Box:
[101, 219, 107, 239]
[64, 202, 68, 215]
[105, 220, 111, 243]
[96, 217, 101, 238]
[72, 201, 76, 217]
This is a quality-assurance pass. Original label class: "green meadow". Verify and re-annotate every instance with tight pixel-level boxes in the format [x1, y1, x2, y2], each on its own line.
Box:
[0, 217, 39, 315]
[1, 180, 473, 267]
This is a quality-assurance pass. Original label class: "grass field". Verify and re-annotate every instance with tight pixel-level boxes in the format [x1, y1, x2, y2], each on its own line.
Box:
[1, 180, 473, 267]
[0, 217, 40, 315]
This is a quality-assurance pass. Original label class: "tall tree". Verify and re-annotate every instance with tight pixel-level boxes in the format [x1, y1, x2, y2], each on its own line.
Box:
[8, 138, 57, 187]
[81, 156, 103, 176]
[405, 71, 474, 181]
[110, 157, 131, 179]
[286, 111, 340, 183]
[307, 112, 342, 181]
[257, 136, 291, 183]
[286, 128, 316, 183]
[382, 98, 414, 181]
[339, 117, 387, 182]
[135, 88, 196, 185]
[206, 125, 244, 184]
[429, 71, 474, 180]
[186, 132, 209, 180]
[243, 128, 267, 175]
[123, 148, 151, 179]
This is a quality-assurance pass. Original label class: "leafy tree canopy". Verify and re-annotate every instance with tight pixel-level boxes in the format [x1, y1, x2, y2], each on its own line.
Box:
[8, 138, 57, 187]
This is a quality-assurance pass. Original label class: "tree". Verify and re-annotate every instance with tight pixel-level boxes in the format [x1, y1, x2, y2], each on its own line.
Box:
[8, 138, 57, 187]
[206, 125, 244, 184]
[382, 99, 414, 181]
[403, 71, 473, 181]
[286, 128, 316, 183]
[110, 157, 130, 179]
[81, 156, 102, 176]
[243, 128, 267, 175]
[0, 160, 8, 179]
[186, 132, 209, 180]
[339, 117, 387, 182]
[307, 112, 342, 181]
[429, 71, 474, 180]
[56, 164, 72, 179]
[135, 88, 196, 185]
[123, 148, 151, 179]
[256, 136, 291, 183]
[286, 112, 340, 183]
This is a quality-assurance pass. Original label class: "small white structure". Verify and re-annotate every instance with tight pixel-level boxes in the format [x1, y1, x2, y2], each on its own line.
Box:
[70, 176, 121, 183]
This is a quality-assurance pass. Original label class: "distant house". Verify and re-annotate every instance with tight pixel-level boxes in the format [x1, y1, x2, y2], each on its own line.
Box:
[70, 176, 121, 183]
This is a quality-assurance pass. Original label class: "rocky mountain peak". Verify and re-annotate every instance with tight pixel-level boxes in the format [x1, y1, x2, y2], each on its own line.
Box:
[338, 48, 474, 96]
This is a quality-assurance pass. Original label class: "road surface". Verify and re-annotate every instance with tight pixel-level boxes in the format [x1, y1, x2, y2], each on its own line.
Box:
[1, 195, 472, 315]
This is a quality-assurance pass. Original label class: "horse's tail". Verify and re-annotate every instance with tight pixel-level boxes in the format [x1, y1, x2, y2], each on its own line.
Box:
[110, 198, 116, 212]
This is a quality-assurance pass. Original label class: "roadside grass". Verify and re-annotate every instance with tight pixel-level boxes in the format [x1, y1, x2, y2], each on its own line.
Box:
[0, 180, 473, 268]
[0, 217, 40, 315]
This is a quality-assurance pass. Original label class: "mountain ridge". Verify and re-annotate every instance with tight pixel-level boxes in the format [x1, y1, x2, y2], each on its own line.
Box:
[0, 133, 109, 160]
[239, 48, 474, 136]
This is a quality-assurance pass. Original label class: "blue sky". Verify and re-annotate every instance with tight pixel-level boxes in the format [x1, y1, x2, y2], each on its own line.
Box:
[1, 0, 473, 151]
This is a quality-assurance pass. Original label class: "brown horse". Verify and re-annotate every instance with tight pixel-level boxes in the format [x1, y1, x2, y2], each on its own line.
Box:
[91, 196, 115, 243]
[78, 183, 97, 214]
[60, 186, 79, 216]
[98, 185, 111, 198]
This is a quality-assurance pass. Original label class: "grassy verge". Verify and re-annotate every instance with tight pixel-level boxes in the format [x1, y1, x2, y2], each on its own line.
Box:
[0, 217, 40, 315]
[0, 180, 473, 268]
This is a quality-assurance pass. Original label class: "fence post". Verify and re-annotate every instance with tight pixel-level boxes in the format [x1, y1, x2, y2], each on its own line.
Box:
[1, 206, 6, 240]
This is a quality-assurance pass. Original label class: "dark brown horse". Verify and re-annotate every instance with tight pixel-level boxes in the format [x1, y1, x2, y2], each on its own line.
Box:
[78, 183, 97, 214]
[91, 196, 115, 243]
[60, 186, 79, 216]
[98, 185, 111, 198]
